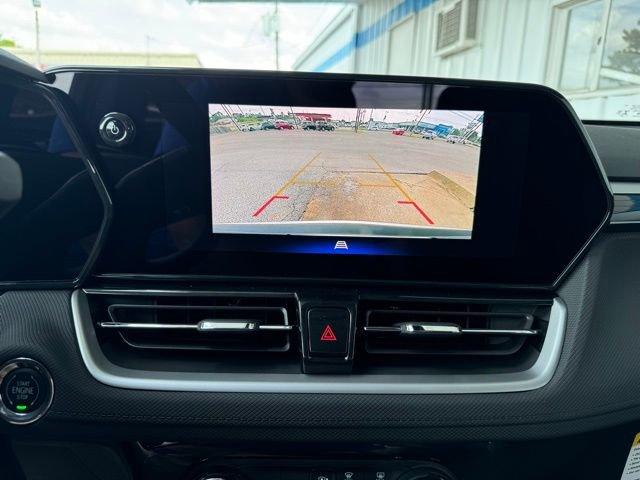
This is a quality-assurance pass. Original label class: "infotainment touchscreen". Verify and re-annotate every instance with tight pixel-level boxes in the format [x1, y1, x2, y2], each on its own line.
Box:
[209, 105, 483, 239]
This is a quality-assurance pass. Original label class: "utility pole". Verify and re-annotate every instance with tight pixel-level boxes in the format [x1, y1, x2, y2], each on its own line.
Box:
[32, 0, 42, 69]
[221, 104, 242, 131]
[410, 109, 429, 137]
[262, 1, 280, 70]
[274, 0, 280, 70]
[461, 113, 483, 143]
[289, 106, 300, 128]
[355, 108, 363, 133]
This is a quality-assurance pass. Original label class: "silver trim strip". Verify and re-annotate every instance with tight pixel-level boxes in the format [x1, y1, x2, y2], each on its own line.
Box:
[100, 322, 196, 330]
[71, 290, 566, 394]
[98, 321, 293, 332]
[364, 324, 539, 336]
[611, 181, 640, 195]
[610, 182, 640, 224]
[457, 328, 538, 336]
[84, 288, 297, 298]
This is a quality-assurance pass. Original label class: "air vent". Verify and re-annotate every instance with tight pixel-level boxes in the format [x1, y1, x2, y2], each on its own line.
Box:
[85, 290, 299, 357]
[101, 303, 292, 352]
[361, 298, 550, 357]
[73, 289, 565, 393]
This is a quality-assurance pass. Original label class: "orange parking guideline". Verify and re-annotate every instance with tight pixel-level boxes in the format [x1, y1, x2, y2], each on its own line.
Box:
[367, 153, 413, 201]
[275, 152, 322, 196]
[252, 152, 321, 217]
[368, 152, 435, 225]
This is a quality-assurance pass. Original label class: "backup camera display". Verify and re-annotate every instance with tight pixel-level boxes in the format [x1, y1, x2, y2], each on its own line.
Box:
[209, 105, 483, 239]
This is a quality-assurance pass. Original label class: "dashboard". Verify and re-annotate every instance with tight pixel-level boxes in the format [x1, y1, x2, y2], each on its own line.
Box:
[1, 57, 640, 480]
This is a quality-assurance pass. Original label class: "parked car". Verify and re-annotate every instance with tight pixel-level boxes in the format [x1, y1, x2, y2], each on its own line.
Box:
[302, 121, 316, 130]
[316, 120, 335, 131]
[260, 121, 276, 130]
[275, 120, 294, 130]
[446, 135, 464, 143]
[392, 128, 406, 136]
[422, 131, 436, 139]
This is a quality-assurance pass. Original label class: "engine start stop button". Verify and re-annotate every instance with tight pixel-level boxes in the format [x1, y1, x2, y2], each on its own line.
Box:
[0, 359, 53, 424]
[2, 368, 43, 412]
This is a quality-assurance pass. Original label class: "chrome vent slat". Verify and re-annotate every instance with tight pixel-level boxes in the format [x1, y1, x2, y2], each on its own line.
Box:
[98, 321, 294, 332]
[363, 323, 539, 336]
[100, 322, 198, 330]
[90, 294, 298, 353]
[365, 309, 535, 320]
[107, 303, 290, 317]
[363, 301, 546, 356]
[459, 328, 538, 336]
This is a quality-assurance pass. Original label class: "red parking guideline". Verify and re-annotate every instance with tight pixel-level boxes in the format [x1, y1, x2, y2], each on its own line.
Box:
[397, 200, 434, 224]
[252, 195, 289, 217]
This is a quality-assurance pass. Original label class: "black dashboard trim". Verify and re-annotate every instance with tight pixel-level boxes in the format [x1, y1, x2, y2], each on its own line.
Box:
[42, 66, 613, 290]
[1, 238, 640, 443]
[0, 79, 113, 290]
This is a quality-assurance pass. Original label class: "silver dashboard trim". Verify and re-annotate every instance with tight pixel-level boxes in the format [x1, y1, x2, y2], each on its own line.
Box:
[363, 324, 539, 336]
[71, 289, 566, 394]
[611, 181, 640, 195]
[610, 181, 640, 225]
[98, 321, 293, 332]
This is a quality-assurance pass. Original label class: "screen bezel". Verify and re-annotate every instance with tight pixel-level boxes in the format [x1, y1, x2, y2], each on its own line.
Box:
[200, 78, 529, 264]
[53, 68, 612, 288]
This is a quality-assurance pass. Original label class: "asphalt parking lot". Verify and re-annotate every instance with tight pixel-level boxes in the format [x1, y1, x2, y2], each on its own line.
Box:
[210, 129, 480, 233]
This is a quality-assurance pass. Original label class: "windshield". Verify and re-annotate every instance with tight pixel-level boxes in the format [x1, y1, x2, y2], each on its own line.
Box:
[1, 0, 639, 120]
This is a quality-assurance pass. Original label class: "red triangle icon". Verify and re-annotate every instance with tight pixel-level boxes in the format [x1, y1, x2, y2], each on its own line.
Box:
[320, 324, 337, 342]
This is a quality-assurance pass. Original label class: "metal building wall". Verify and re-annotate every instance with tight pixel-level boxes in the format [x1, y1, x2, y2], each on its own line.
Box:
[294, 0, 640, 119]
[295, 0, 554, 81]
[294, 6, 359, 73]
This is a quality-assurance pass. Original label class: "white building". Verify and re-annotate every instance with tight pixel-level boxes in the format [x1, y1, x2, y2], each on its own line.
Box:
[5, 48, 202, 70]
[293, 0, 640, 120]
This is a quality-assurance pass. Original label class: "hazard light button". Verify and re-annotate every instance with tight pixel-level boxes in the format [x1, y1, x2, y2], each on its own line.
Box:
[308, 307, 351, 356]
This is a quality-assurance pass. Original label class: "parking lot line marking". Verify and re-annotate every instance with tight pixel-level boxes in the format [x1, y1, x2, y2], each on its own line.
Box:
[292, 180, 326, 185]
[367, 153, 435, 225]
[251, 152, 322, 219]
[367, 153, 412, 201]
[275, 152, 322, 196]
[252, 195, 289, 217]
[292, 180, 341, 189]
[398, 200, 435, 224]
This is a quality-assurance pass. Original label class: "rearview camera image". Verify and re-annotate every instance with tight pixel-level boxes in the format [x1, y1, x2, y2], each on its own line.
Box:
[209, 105, 483, 239]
